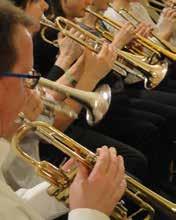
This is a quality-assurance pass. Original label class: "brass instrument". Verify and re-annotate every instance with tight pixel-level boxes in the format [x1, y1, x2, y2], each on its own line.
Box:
[148, 0, 165, 13]
[41, 96, 78, 119]
[86, 7, 161, 58]
[84, 8, 168, 88]
[148, 0, 176, 12]
[143, 0, 176, 22]
[12, 115, 176, 220]
[26, 76, 111, 126]
[149, 0, 165, 8]
[139, 0, 160, 22]
[40, 15, 168, 90]
[116, 7, 176, 54]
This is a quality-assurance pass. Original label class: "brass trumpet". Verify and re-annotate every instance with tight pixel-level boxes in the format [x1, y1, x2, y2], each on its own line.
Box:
[148, 0, 176, 11]
[40, 15, 168, 90]
[149, 0, 165, 8]
[12, 115, 176, 220]
[142, 0, 176, 22]
[140, 0, 160, 22]
[115, 7, 176, 54]
[86, 7, 162, 60]
[25, 76, 111, 126]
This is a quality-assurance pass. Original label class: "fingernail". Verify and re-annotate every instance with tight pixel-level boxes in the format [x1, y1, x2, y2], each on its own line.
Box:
[110, 147, 117, 155]
[96, 148, 101, 154]
[118, 155, 124, 165]
[103, 146, 108, 150]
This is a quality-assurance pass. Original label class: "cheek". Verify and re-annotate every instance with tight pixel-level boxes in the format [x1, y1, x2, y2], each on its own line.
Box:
[26, 5, 42, 24]
[27, 38, 34, 70]
[29, 48, 34, 69]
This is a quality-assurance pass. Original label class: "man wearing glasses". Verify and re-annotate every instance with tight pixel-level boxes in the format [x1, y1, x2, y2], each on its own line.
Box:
[0, 1, 126, 220]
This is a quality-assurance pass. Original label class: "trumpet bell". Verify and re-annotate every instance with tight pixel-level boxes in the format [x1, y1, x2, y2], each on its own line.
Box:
[146, 60, 168, 89]
[86, 84, 111, 126]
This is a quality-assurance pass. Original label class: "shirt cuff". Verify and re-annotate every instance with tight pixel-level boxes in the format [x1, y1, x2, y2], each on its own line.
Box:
[16, 181, 69, 220]
[47, 65, 65, 81]
[68, 208, 110, 220]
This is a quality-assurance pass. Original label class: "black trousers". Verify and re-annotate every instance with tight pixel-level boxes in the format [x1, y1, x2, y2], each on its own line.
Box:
[90, 95, 171, 182]
[126, 88, 176, 141]
[158, 78, 176, 93]
[74, 91, 171, 184]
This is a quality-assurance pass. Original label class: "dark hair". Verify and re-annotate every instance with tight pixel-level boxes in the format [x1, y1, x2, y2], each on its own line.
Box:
[49, 0, 65, 18]
[11, 0, 29, 8]
[0, 0, 34, 73]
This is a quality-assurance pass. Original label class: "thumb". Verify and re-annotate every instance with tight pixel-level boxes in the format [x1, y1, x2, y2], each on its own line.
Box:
[57, 32, 65, 44]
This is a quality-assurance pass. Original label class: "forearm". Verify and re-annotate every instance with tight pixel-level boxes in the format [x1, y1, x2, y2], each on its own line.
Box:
[48, 57, 84, 102]
[55, 54, 74, 72]
[54, 75, 98, 131]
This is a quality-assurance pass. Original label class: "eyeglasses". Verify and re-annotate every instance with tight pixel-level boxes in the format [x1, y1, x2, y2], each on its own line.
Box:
[0, 69, 41, 89]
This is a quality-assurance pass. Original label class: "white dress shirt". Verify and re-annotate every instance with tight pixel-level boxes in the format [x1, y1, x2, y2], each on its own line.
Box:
[0, 138, 110, 220]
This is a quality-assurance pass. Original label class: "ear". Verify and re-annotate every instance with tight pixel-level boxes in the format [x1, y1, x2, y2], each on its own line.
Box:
[24, 0, 31, 11]
[61, 0, 68, 10]
[0, 81, 3, 110]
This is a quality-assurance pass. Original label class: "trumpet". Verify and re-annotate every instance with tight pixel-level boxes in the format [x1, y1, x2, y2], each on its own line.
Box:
[12, 115, 176, 220]
[149, 0, 165, 8]
[25, 76, 111, 126]
[41, 96, 78, 120]
[147, 0, 165, 13]
[139, 0, 161, 22]
[85, 7, 161, 59]
[143, 0, 176, 22]
[148, 0, 176, 11]
[114, 7, 176, 54]
[40, 15, 168, 90]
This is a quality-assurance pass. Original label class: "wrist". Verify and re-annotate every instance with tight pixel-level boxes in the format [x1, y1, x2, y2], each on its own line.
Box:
[64, 70, 78, 87]
[55, 55, 73, 71]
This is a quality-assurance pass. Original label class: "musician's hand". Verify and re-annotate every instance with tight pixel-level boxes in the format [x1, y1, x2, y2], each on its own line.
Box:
[62, 158, 76, 171]
[112, 23, 135, 49]
[20, 88, 43, 121]
[69, 146, 126, 216]
[157, 7, 176, 40]
[125, 22, 153, 51]
[55, 29, 83, 70]
[81, 42, 117, 84]
[135, 22, 153, 38]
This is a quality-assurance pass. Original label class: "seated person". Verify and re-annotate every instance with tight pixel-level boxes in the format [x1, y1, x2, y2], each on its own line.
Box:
[0, 1, 126, 220]
[6, 0, 148, 189]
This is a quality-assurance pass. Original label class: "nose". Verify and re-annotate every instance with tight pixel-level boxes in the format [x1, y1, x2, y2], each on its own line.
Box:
[85, 0, 93, 6]
[41, 0, 49, 12]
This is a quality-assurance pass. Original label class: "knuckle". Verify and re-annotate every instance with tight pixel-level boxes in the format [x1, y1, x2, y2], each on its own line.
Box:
[91, 173, 103, 183]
